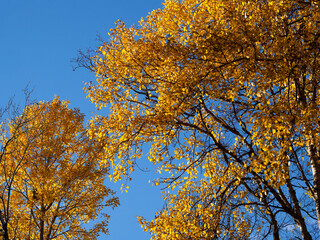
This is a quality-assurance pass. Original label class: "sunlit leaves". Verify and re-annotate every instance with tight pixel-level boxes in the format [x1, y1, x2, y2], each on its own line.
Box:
[86, 0, 320, 239]
[0, 97, 119, 239]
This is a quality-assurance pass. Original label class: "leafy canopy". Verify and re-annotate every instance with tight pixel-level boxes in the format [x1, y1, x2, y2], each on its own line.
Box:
[85, 0, 320, 239]
[0, 97, 119, 239]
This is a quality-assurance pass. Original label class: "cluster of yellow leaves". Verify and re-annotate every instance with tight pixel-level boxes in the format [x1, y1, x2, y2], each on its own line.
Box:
[0, 97, 119, 239]
[85, 0, 320, 238]
[139, 155, 253, 239]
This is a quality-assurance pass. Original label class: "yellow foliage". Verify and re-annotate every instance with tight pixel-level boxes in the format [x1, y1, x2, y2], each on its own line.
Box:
[85, 0, 320, 239]
[0, 97, 119, 239]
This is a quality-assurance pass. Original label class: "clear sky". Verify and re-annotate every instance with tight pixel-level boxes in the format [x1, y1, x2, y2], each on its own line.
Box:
[1, 1, 164, 239]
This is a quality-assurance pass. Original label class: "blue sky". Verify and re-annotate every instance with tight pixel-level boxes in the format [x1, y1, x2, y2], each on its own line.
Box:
[1, 1, 164, 239]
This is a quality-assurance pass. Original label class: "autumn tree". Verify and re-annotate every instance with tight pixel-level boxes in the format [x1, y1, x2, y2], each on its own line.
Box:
[0, 89, 36, 239]
[0, 97, 119, 239]
[82, 0, 320, 239]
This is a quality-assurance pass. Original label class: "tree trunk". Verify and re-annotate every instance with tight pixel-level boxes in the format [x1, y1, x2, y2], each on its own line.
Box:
[309, 144, 320, 236]
[39, 206, 45, 240]
[270, 211, 280, 240]
[286, 177, 313, 240]
[0, 211, 9, 240]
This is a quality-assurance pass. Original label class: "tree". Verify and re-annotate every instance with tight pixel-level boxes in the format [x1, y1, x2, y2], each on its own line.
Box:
[0, 97, 119, 239]
[0, 88, 36, 239]
[83, 0, 320, 239]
